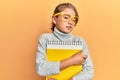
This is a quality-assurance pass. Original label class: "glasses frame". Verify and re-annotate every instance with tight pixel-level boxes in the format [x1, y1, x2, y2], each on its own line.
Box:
[54, 12, 79, 25]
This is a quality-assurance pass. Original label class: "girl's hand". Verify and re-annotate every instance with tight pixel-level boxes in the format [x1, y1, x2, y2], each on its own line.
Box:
[60, 50, 87, 70]
[69, 78, 73, 80]
[48, 77, 57, 80]
[48, 77, 73, 80]
[70, 50, 87, 65]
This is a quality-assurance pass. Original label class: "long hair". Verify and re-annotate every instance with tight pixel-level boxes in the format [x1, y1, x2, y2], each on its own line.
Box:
[51, 3, 79, 31]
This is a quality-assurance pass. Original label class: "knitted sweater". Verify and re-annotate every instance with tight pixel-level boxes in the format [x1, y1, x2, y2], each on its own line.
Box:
[36, 27, 94, 80]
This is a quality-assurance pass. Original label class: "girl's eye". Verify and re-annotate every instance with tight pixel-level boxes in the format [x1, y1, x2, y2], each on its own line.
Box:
[63, 14, 71, 20]
[72, 18, 77, 22]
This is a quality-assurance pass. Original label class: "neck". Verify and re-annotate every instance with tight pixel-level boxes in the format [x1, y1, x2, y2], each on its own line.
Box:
[53, 27, 72, 41]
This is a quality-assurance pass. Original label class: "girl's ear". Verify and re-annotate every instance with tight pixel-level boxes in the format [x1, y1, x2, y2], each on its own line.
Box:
[52, 16, 57, 24]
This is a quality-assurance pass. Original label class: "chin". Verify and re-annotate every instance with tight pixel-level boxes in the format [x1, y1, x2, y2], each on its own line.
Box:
[63, 30, 71, 34]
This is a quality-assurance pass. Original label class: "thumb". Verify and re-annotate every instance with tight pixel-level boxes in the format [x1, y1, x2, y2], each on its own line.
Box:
[78, 50, 83, 55]
[83, 55, 88, 59]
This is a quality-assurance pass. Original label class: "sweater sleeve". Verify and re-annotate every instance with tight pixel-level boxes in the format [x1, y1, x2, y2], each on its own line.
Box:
[73, 38, 94, 80]
[36, 34, 60, 76]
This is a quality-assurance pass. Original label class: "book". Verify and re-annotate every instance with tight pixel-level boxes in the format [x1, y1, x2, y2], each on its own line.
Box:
[46, 41, 83, 80]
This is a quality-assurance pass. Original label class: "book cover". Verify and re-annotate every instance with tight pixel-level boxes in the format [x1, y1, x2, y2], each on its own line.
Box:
[46, 41, 83, 80]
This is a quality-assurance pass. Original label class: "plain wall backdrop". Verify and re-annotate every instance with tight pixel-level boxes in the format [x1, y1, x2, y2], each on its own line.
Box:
[0, 0, 120, 80]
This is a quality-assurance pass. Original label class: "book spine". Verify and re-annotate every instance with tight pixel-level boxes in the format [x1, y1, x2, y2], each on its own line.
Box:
[47, 41, 83, 50]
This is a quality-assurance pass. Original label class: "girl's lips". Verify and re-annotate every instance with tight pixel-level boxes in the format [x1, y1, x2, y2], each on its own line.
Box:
[66, 26, 72, 30]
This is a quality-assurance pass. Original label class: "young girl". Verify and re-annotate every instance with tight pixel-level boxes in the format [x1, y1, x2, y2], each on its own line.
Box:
[36, 3, 94, 80]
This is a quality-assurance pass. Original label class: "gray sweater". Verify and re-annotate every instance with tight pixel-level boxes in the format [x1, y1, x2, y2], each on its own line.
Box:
[36, 27, 94, 80]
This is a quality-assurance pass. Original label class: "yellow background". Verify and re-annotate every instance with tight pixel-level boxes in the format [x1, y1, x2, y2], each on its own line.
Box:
[0, 0, 120, 80]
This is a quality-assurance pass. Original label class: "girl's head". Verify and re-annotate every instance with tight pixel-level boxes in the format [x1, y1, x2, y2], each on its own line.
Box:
[52, 3, 79, 33]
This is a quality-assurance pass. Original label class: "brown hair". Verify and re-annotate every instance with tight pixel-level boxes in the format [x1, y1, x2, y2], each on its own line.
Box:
[51, 3, 79, 31]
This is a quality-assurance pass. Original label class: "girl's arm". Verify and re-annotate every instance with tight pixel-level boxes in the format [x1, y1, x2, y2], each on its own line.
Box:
[72, 39, 94, 80]
[36, 34, 60, 76]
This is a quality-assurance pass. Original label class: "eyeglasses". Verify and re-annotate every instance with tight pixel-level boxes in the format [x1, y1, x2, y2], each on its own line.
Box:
[54, 12, 78, 25]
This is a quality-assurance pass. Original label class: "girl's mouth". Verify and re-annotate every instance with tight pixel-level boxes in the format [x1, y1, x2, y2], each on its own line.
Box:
[66, 26, 72, 30]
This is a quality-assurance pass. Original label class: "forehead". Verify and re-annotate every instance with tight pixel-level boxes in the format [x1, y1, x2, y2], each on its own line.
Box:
[61, 8, 76, 16]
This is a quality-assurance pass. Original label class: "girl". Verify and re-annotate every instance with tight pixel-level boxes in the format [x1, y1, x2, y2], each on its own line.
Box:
[36, 3, 94, 80]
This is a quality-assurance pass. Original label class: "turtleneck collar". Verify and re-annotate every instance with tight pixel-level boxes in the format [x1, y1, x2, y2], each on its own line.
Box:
[53, 27, 72, 41]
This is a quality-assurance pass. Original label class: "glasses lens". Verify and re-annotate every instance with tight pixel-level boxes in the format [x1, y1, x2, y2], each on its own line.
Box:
[62, 14, 77, 24]
[72, 17, 78, 23]
[62, 14, 71, 21]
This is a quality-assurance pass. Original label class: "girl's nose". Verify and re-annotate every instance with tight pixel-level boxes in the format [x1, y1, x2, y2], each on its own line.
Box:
[68, 20, 74, 25]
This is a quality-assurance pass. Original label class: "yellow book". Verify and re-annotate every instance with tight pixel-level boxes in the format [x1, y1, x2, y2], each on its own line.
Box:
[46, 41, 83, 80]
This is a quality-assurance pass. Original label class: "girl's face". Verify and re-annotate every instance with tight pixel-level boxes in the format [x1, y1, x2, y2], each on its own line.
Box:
[53, 8, 77, 33]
